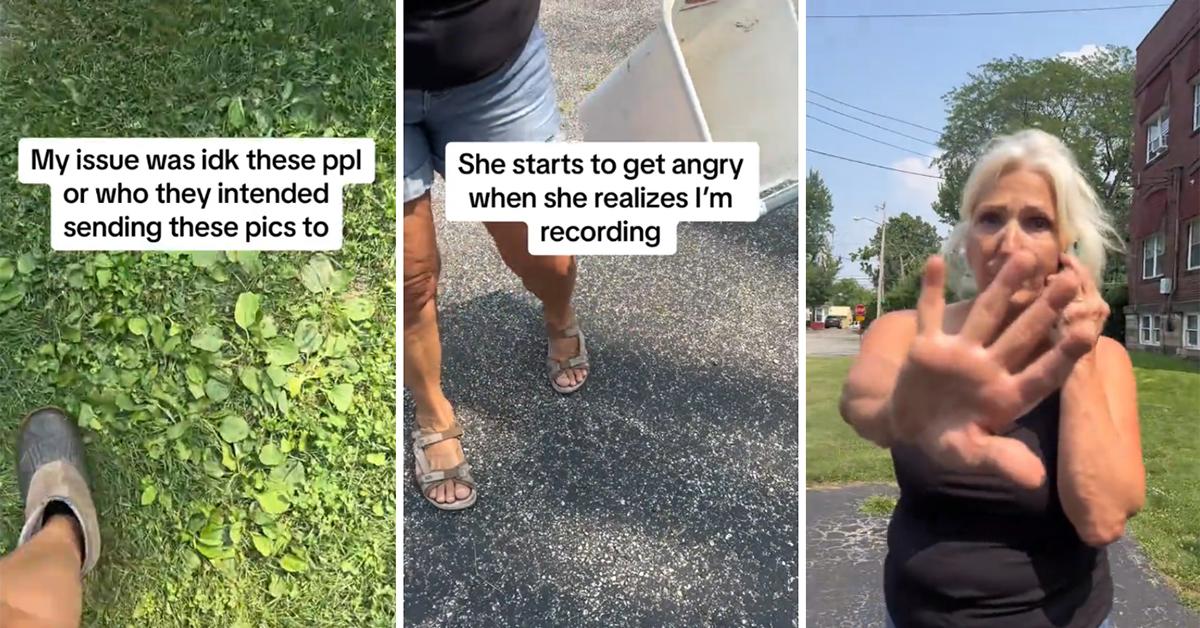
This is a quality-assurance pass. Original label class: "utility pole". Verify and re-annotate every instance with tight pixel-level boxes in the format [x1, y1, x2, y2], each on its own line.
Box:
[877, 204, 887, 318]
[855, 203, 888, 318]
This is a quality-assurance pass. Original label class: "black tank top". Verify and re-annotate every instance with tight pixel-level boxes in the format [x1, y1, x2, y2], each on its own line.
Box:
[404, 0, 540, 91]
[885, 391, 1112, 627]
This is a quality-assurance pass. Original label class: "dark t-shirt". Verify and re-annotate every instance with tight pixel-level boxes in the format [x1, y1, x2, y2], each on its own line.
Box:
[885, 392, 1112, 627]
[404, 0, 540, 91]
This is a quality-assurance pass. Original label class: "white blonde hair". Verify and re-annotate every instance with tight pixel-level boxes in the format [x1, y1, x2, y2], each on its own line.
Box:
[943, 129, 1121, 294]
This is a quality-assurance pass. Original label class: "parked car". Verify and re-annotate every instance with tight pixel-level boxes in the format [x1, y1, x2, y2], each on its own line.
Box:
[825, 315, 844, 329]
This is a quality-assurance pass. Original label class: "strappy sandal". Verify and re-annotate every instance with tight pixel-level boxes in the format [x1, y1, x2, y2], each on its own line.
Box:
[546, 321, 590, 395]
[411, 423, 476, 511]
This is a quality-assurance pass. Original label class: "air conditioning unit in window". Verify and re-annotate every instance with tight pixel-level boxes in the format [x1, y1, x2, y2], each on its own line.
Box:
[1160, 278, 1173, 294]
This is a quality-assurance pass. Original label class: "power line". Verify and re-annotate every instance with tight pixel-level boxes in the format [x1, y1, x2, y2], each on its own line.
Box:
[807, 89, 942, 134]
[808, 100, 941, 147]
[808, 4, 1168, 19]
[807, 148, 945, 180]
[808, 115, 938, 160]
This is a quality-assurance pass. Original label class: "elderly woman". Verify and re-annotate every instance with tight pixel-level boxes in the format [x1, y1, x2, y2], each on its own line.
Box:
[840, 129, 1145, 627]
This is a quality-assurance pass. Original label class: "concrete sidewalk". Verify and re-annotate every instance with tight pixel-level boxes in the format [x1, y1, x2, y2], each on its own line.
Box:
[807, 485, 1198, 627]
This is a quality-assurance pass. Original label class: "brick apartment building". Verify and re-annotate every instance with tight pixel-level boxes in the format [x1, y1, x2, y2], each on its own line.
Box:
[1125, 0, 1200, 360]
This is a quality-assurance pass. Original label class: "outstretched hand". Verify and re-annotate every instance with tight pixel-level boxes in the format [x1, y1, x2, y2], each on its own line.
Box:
[888, 252, 1087, 489]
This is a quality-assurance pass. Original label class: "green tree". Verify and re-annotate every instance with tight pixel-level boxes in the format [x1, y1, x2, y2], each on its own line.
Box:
[932, 47, 1134, 274]
[806, 169, 835, 264]
[806, 169, 840, 309]
[830, 277, 873, 308]
[851, 212, 942, 294]
[806, 256, 841, 310]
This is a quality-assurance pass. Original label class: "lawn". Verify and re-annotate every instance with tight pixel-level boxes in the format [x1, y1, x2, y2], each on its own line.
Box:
[0, 2, 396, 626]
[806, 353, 1200, 609]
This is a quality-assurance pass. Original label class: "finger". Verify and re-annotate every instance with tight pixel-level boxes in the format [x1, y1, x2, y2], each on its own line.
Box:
[978, 433, 1047, 489]
[1009, 339, 1086, 418]
[988, 271, 1079, 370]
[1060, 254, 1095, 296]
[961, 251, 1037, 343]
[916, 256, 947, 336]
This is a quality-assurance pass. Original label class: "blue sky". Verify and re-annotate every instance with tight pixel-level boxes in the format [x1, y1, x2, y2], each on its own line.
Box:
[805, 0, 1170, 285]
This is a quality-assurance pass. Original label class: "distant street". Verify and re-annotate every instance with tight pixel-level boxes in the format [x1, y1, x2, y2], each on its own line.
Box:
[806, 327, 862, 357]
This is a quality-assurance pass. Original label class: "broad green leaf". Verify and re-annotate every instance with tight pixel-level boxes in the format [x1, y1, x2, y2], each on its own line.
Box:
[266, 365, 289, 387]
[235, 250, 264, 275]
[322, 333, 352, 358]
[299, 255, 335, 293]
[279, 554, 308, 573]
[195, 544, 234, 560]
[166, 421, 188, 440]
[268, 576, 287, 598]
[0, 258, 13, 283]
[266, 338, 299, 365]
[183, 550, 202, 573]
[78, 403, 98, 429]
[240, 367, 261, 394]
[256, 490, 290, 515]
[227, 96, 246, 129]
[17, 254, 36, 275]
[259, 443, 285, 466]
[365, 453, 386, 467]
[294, 319, 322, 354]
[203, 456, 226, 479]
[190, 326, 224, 352]
[220, 443, 238, 471]
[286, 376, 304, 397]
[330, 269, 353, 293]
[342, 296, 374, 321]
[140, 485, 158, 506]
[197, 523, 224, 547]
[258, 315, 278, 339]
[327, 383, 353, 413]
[205, 378, 231, 402]
[218, 415, 250, 443]
[252, 535, 274, 557]
[235, 292, 261, 330]
[93, 253, 114, 268]
[96, 269, 112, 288]
[189, 251, 222, 268]
[128, 317, 148, 337]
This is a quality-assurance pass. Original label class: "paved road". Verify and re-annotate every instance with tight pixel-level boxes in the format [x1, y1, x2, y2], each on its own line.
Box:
[402, 3, 800, 625]
[807, 485, 1199, 628]
[805, 328, 862, 357]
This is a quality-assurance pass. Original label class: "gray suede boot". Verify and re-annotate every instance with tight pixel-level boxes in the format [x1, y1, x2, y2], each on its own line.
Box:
[16, 407, 102, 575]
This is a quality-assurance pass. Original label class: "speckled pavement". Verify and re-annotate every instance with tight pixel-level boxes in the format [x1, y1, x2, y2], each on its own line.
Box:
[806, 485, 1198, 627]
[401, 3, 800, 625]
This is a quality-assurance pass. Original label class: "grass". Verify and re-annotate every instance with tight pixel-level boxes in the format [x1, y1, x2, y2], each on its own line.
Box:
[805, 357, 894, 485]
[806, 353, 1200, 609]
[859, 495, 898, 517]
[0, 2, 395, 626]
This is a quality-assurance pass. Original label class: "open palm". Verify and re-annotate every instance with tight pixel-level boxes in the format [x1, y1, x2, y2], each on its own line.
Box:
[889, 252, 1087, 488]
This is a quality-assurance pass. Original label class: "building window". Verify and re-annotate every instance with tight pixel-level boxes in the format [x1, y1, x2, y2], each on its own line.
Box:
[1186, 313, 1200, 349]
[1194, 83, 1200, 132]
[1189, 220, 1200, 271]
[1146, 108, 1169, 162]
[1143, 233, 1165, 278]
[1140, 315, 1162, 346]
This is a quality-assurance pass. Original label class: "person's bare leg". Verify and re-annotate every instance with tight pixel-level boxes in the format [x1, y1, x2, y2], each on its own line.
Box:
[404, 192, 471, 504]
[0, 514, 84, 628]
[485, 221, 587, 389]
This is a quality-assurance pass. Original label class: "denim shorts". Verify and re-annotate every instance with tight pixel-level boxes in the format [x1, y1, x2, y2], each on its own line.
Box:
[402, 24, 561, 203]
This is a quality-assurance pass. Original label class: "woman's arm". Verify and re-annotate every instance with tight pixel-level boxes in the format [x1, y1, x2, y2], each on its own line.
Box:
[1057, 337, 1146, 547]
[838, 311, 918, 448]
